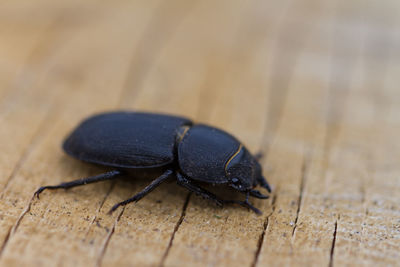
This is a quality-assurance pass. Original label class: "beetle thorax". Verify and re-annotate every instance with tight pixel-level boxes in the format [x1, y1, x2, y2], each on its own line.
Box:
[225, 146, 256, 191]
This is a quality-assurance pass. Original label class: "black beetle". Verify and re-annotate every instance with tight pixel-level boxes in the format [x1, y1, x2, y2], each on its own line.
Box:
[35, 112, 271, 214]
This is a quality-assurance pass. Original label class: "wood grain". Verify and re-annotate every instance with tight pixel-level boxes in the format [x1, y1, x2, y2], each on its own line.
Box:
[0, 0, 399, 266]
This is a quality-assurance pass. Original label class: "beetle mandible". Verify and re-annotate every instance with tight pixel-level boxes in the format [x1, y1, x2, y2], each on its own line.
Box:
[35, 112, 271, 214]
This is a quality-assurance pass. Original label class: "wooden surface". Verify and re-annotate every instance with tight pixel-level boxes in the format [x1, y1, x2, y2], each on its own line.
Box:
[0, 0, 399, 266]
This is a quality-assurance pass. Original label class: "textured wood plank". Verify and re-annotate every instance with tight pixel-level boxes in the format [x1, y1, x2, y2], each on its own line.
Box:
[0, 0, 399, 267]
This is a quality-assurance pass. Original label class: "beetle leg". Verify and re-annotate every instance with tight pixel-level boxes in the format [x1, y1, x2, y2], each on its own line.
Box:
[258, 175, 272, 193]
[223, 192, 262, 215]
[34, 170, 123, 199]
[177, 173, 262, 214]
[249, 189, 269, 199]
[243, 191, 262, 214]
[238, 200, 262, 215]
[108, 169, 174, 214]
[176, 173, 224, 207]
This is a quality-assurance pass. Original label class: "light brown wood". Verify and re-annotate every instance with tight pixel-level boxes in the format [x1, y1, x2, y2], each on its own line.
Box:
[0, 0, 399, 266]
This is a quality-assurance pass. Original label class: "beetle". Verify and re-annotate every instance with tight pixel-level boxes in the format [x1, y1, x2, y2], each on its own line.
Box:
[34, 111, 271, 214]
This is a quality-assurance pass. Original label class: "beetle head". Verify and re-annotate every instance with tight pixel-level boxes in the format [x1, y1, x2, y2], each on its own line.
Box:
[225, 145, 258, 192]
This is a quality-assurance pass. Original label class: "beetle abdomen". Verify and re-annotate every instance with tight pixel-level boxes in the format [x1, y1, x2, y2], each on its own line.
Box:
[177, 124, 241, 183]
[63, 112, 191, 168]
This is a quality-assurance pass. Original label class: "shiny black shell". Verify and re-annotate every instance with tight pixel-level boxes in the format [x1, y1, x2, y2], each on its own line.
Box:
[63, 111, 245, 185]
[178, 125, 240, 183]
[63, 112, 191, 168]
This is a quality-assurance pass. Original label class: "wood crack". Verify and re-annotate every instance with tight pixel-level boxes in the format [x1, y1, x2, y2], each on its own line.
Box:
[0, 229, 11, 259]
[84, 181, 117, 241]
[251, 193, 277, 267]
[0, 195, 35, 258]
[95, 207, 125, 267]
[291, 152, 310, 237]
[159, 192, 191, 267]
[328, 218, 339, 267]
